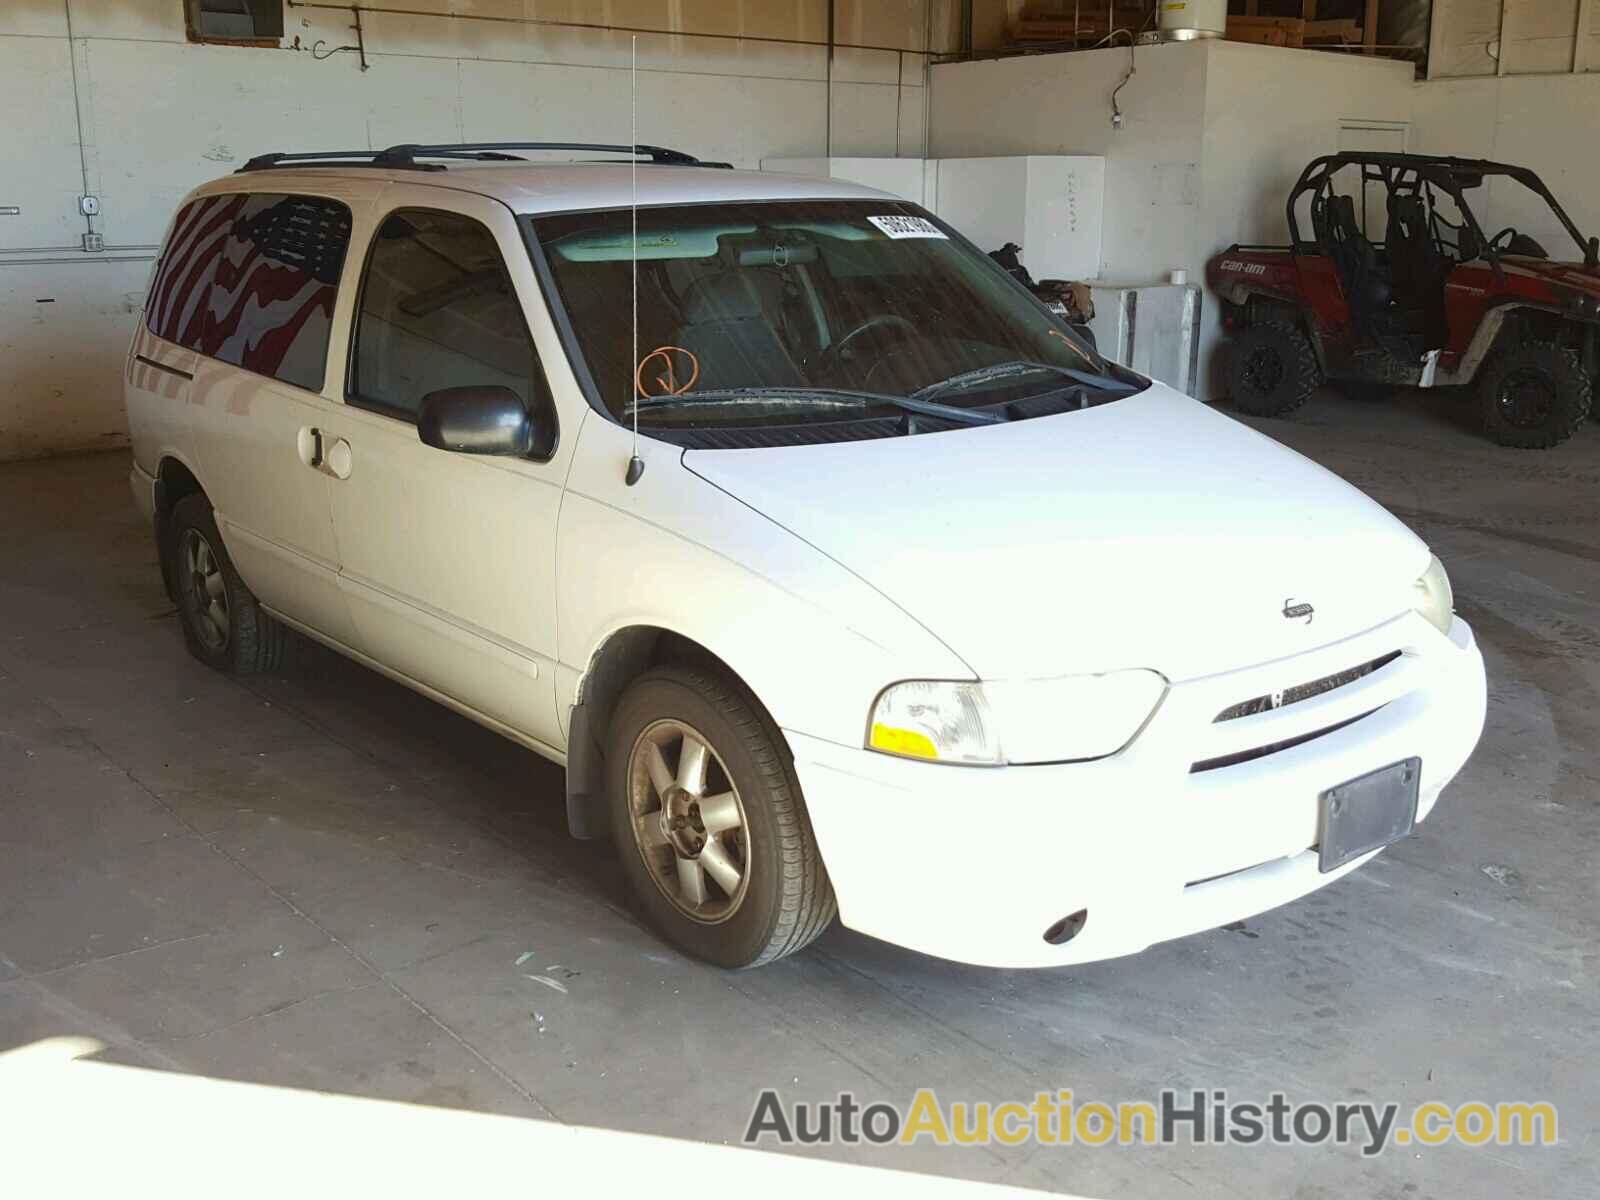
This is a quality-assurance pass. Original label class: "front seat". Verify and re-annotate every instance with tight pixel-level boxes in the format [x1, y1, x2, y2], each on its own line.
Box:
[1325, 194, 1391, 320]
[671, 270, 804, 390]
[1386, 194, 1450, 349]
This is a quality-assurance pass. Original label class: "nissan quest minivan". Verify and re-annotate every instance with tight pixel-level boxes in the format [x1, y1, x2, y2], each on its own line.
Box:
[124, 142, 1487, 969]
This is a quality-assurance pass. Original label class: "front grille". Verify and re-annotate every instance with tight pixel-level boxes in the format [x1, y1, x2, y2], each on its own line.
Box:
[1212, 651, 1401, 723]
[1190, 709, 1378, 774]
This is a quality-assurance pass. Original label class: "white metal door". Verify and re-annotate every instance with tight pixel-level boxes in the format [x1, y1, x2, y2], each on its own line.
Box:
[322, 185, 572, 752]
[170, 187, 366, 647]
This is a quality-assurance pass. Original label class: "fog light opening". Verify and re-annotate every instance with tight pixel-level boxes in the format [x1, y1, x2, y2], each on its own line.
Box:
[1043, 909, 1088, 946]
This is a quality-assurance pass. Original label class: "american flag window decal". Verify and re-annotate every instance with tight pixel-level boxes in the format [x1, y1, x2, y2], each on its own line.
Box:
[146, 192, 353, 394]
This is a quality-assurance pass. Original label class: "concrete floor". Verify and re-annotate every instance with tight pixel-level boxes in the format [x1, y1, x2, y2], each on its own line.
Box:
[1, 389, 1596, 1198]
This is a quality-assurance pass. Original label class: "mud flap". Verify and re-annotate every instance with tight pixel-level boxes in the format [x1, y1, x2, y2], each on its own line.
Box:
[564, 702, 610, 840]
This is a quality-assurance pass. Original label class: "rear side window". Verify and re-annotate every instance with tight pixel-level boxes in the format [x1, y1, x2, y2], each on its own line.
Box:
[146, 192, 352, 393]
[349, 208, 555, 453]
[146, 194, 244, 350]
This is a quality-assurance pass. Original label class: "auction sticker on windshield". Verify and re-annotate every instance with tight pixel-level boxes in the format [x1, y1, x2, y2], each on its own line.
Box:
[867, 215, 947, 239]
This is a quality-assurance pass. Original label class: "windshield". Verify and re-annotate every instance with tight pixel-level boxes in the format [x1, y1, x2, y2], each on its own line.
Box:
[530, 200, 1135, 439]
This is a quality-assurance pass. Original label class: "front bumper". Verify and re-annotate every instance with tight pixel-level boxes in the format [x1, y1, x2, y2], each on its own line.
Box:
[787, 612, 1487, 969]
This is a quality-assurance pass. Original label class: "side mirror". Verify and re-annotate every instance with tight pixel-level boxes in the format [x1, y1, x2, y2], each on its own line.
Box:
[417, 386, 540, 456]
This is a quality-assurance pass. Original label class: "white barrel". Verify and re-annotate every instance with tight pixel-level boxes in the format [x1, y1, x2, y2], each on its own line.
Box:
[1157, 0, 1228, 40]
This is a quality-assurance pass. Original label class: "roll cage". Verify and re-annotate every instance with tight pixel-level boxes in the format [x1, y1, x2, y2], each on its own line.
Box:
[1286, 152, 1593, 269]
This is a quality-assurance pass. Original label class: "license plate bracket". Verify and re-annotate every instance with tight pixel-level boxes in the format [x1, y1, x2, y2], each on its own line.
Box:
[1317, 757, 1420, 873]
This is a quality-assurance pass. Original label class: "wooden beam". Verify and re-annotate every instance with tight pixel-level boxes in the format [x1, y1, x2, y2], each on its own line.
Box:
[1363, 0, 1379, 54]
[1301, 0, 1317, 18]
[1306, 18, 1360, 44]
[1227, 16, 1305, 47]
[1425, 0, 1447, 78]
[1227, 16, 1304, 30]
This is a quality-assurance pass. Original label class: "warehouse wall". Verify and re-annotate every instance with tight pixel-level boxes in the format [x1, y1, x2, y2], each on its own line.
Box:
[0, 0, 943, 460]
[1413, 0, 1600, 288]
[930, 39, 1415, 398]
[931, 33, 1600, 402]
[1411, 73, 1600, 260]
[929, 40, 1208, 285]
[1421, 0, 1600, 242]
[1199, 42, 1416, 253]
[1198, 41, 1416, 391]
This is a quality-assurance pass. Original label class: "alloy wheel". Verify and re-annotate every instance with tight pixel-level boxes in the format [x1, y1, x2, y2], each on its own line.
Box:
[179, 528, 230, 652]
[626, 718, 750, 924]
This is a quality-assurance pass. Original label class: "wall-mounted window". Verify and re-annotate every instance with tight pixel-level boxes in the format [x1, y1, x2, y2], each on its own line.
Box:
[185, 0, 284, 46]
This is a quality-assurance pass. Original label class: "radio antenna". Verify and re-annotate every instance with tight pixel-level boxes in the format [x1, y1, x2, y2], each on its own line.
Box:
[624, 34, 645, 487]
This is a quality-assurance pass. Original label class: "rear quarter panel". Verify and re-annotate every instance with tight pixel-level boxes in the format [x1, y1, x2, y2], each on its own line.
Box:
[123, 200, 198, 480]
[1208, 250, 1301, 310]
[124, 323, 199, 482]
[1209, 249, 1353, 343]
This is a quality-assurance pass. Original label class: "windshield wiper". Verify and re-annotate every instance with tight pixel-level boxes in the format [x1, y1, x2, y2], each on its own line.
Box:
[912, 360, 1139, 403]
[625, 387, 1006, 427]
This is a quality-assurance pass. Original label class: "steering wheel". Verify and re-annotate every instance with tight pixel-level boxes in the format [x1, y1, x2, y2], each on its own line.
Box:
[812, 314, 919, 375]
[1488, 227, 1548, 258]
[1488, 227, 1519, 254]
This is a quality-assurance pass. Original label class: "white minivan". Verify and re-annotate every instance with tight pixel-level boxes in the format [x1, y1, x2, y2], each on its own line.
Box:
[125, 142, 1487, 969]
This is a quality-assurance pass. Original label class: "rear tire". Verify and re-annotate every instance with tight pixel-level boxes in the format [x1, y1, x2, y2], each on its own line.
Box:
[1227, 321, 1321, 417]
[165, 493, 287, 674]
[1477, 341, 1591, 449]
[606, 665, 836, 968]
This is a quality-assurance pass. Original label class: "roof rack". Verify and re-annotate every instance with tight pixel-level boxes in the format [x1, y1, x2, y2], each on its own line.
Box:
[236, 142, 730, 173]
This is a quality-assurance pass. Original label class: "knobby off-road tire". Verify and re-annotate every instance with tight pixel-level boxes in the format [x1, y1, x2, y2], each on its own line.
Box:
[607, 665, 836, 968]
[1477, 340, 1591, 449]
[1227, 320, 1321, 417]
[165, 493, 287, 674]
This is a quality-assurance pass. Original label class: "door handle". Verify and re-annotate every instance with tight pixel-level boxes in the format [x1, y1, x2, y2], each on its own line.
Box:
[297, 426, 324, 468]
[297, 428, 351, 478]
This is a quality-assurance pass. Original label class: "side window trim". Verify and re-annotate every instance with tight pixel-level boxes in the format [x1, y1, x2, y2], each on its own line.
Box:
[342, 209, 408, 423]
[344, 205, 559, 463]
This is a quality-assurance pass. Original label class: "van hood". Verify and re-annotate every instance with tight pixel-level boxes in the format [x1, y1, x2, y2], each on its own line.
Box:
[682, 385, 1430, 683]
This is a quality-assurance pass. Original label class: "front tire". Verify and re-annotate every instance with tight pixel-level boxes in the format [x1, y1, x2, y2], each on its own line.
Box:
[607, 665, 836, 968]
[1227, 320, 1321, 417]
[1478, 341, 1591, 449]
[165, 493, 286, 674]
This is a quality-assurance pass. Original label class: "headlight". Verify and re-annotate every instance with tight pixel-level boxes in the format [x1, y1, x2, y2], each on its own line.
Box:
[1412, 554, 1454, 635]
[867, 671, 1166, 766]
[867, 680, 1000, 765]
